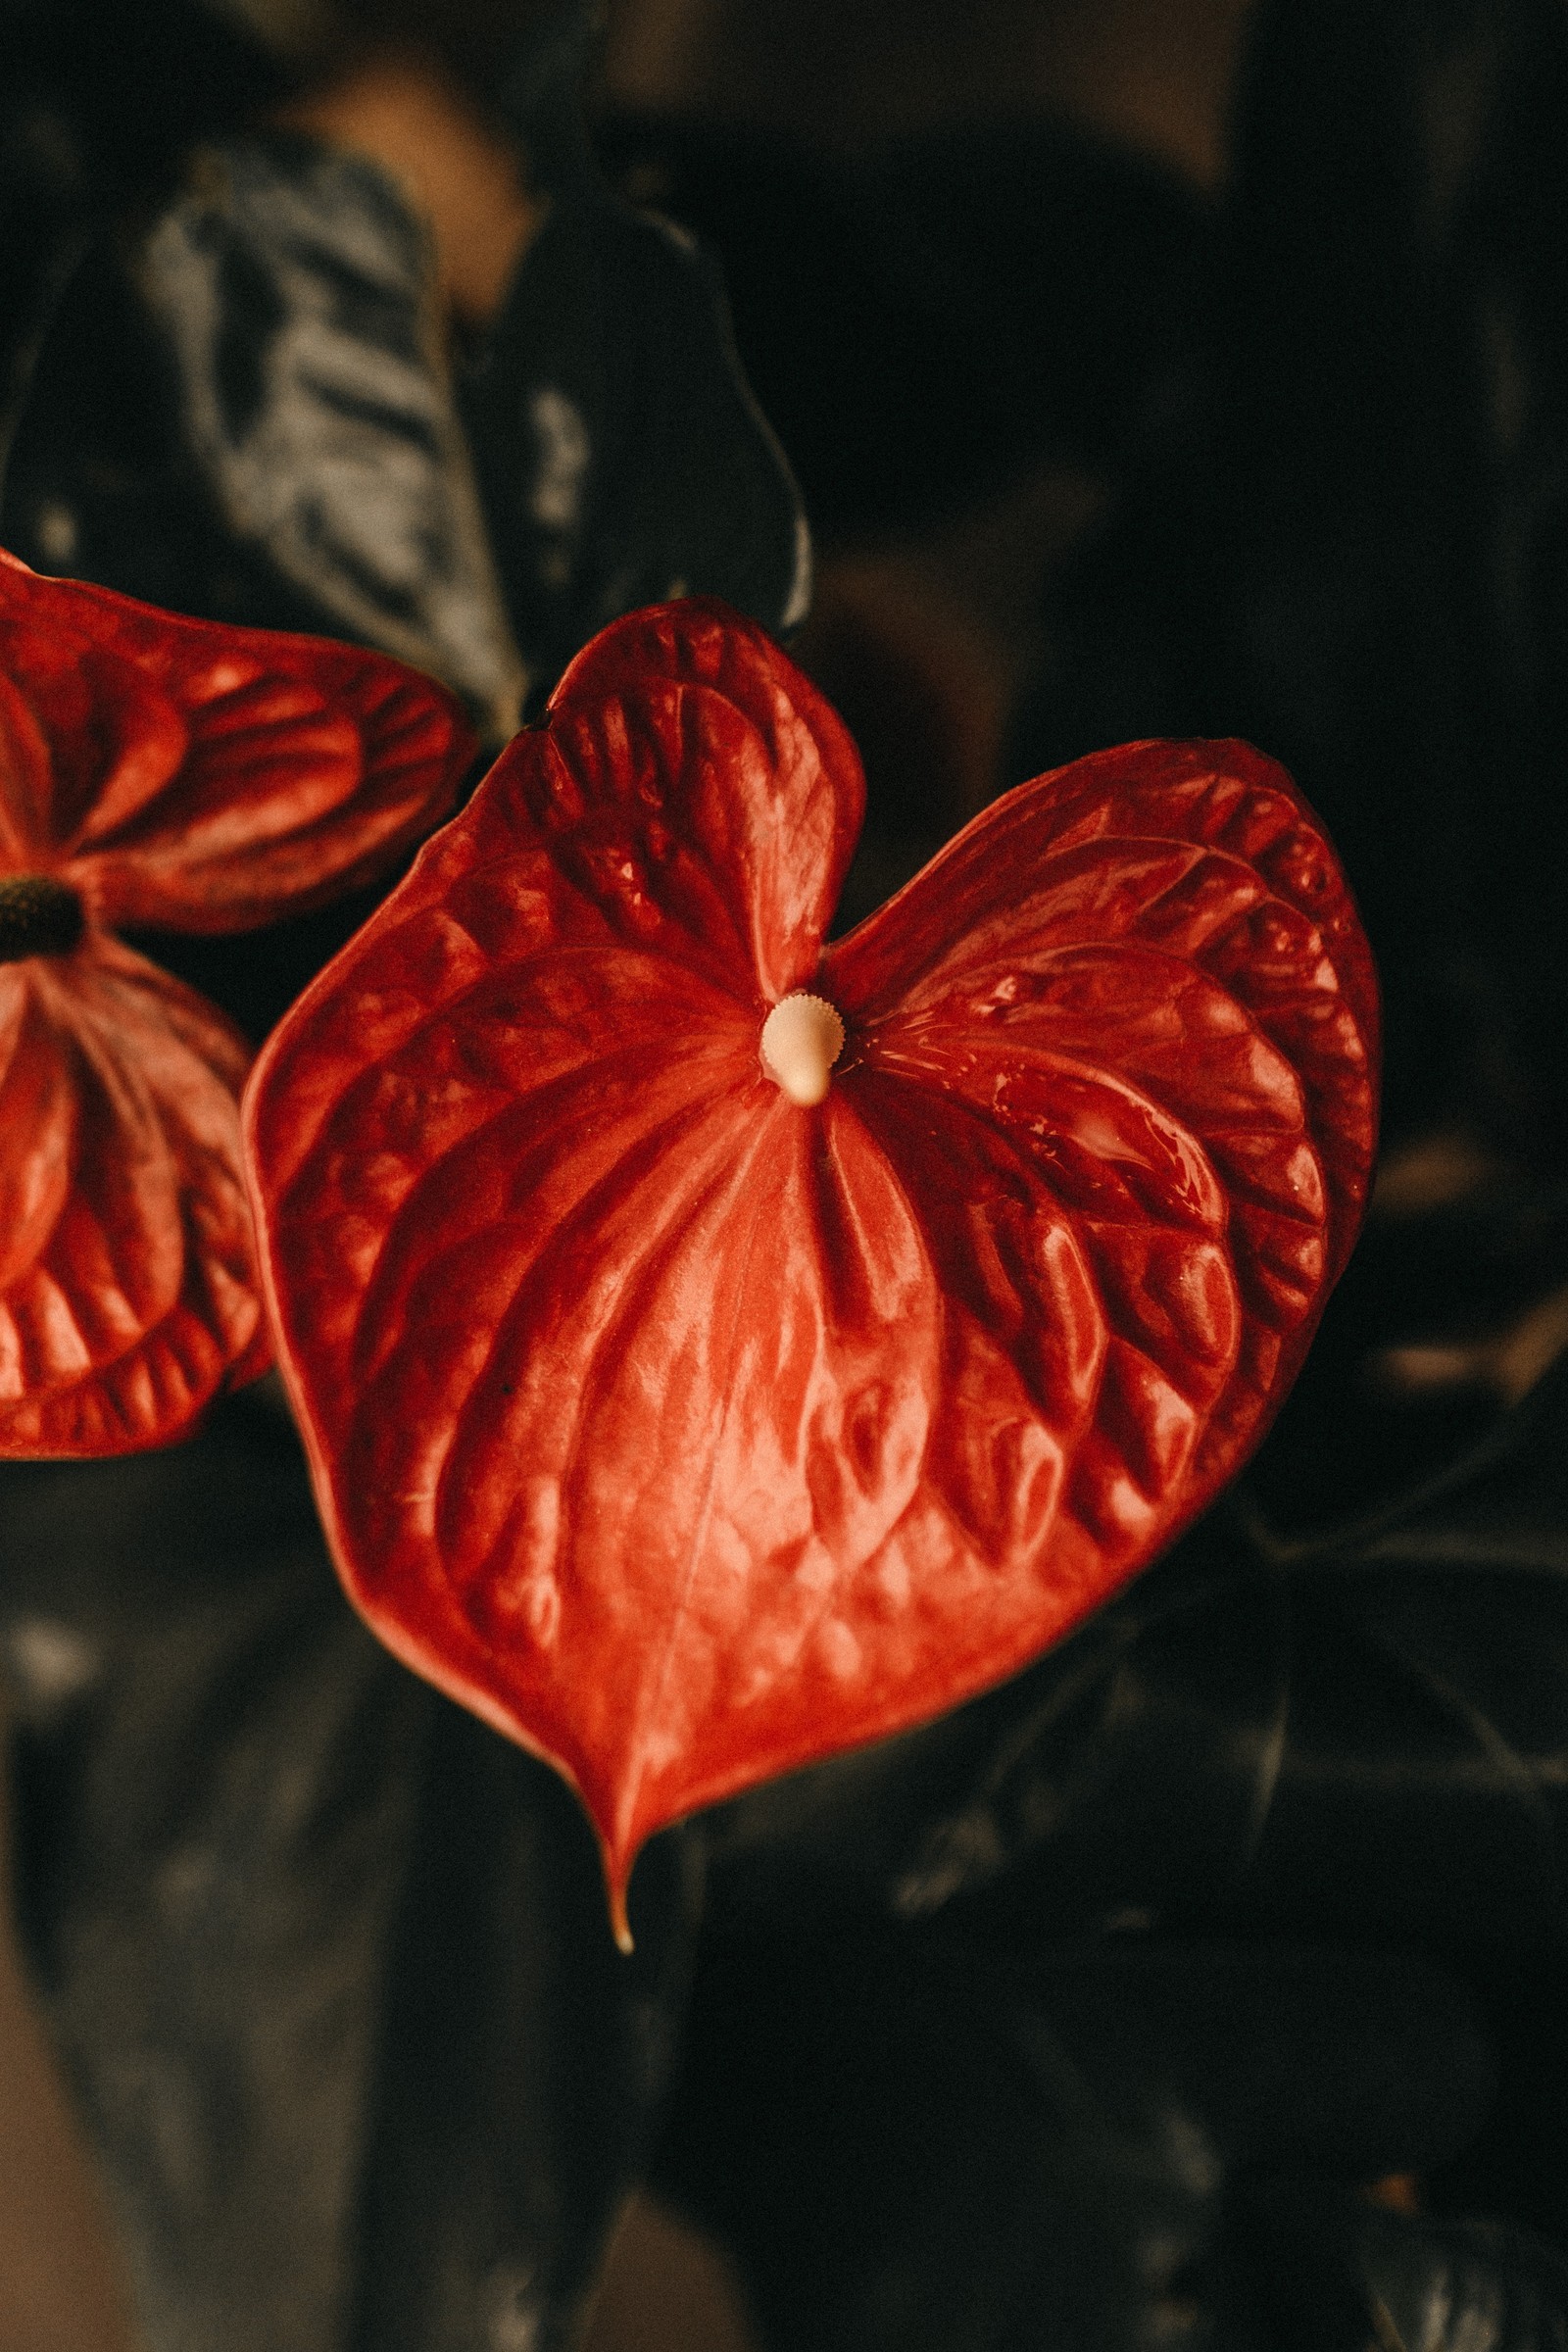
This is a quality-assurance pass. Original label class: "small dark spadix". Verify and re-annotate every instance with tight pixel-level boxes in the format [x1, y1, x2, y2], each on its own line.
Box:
[0, 874, 85, 962]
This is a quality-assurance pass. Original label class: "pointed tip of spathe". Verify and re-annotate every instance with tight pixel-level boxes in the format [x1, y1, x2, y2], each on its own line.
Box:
[602, 1835, 637, 1955]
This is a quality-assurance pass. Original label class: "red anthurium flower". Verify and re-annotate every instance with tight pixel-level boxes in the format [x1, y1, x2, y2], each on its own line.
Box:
[244, 599, 1378, 1944]
[0, 549, 475, 1457]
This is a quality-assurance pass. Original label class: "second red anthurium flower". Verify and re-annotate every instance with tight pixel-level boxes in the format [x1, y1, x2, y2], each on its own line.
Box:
[242, 599, 1379, 1943]
[0, 550, 475, 1457]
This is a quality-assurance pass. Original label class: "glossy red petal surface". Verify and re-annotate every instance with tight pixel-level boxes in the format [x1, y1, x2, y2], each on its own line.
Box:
[538, 597, 864, 1000]
[0, 549, 475, 929]
[828, 740, 1377, 1521]
[828, 739, 1377, 1272]
[0, 937, 265, 1455]
[245, 613, 1378, 1929]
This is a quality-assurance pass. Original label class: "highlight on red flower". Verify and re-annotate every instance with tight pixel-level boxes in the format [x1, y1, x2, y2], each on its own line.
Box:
[243, 598, 1379, 1944]
[0, 549, 477, 1457]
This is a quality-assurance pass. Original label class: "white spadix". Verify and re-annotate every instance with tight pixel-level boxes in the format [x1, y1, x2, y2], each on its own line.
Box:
[760, 992, 846, 1106]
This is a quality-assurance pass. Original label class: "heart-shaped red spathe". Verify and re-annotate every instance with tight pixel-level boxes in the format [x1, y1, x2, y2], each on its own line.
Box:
[0, 548, 476, 1455]
[243, 598, 1378, 1942]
